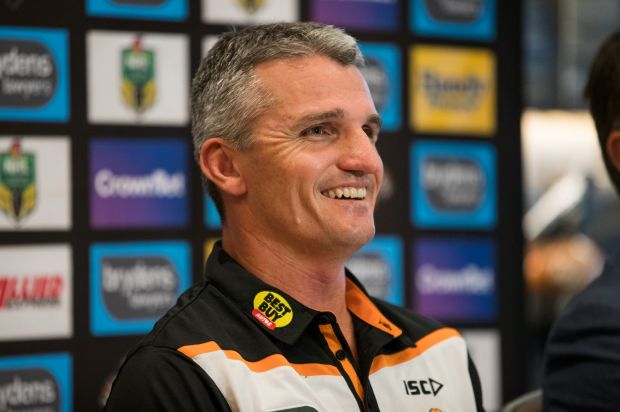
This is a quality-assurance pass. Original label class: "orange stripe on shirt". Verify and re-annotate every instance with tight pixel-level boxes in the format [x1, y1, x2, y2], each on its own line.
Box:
[369, 327, 461, 375]
[345, 278, 402, 338]
[319, 323, 365, 401]
[177, 341, 340, 377]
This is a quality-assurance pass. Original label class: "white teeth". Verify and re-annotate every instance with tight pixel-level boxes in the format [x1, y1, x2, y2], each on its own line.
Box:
[321, 187, 366, 200]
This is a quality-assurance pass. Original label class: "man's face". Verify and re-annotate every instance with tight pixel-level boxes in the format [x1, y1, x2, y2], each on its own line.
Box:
[235, 55, 384, 258]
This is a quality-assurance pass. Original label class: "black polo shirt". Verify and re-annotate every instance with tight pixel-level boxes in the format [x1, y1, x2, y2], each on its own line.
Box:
[105, 243, 484, 411]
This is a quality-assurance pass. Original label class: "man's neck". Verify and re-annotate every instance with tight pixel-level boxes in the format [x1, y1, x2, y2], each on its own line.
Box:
[221, 226, 358, 358]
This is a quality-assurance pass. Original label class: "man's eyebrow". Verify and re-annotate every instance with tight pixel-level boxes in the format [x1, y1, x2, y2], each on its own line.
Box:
[367, 114, 382, 129]
[293, 109, 382, 130]
[293, 109, 345, 129]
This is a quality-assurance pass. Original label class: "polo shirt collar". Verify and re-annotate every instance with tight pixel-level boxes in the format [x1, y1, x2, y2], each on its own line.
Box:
[205, 242, 402, 345]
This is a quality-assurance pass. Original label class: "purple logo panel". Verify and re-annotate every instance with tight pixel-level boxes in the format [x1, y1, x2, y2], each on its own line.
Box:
[90, 138, 188, 228]
[413, 237, 496, 323]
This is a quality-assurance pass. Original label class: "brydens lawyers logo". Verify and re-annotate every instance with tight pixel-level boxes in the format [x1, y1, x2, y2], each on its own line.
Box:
[422, 156, 484, 212]
[0, 139, 36, 223]
[411, 141, 496, 228]
[0, 368, 60, 410]
[90, 241, 190, 336]
[0, 353, 71, 412]
[101, 255, 178, 319]
[252, 291, 293, 330]
[0, 27, 69, 122]
[425, 0, 483, 23]
[121, 35, 156, 115]
[0, 39, 56, 108]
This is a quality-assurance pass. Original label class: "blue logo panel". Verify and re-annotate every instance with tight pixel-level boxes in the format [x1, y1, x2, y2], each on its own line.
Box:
[347, 235, 403, 305]
[413, 237, 496, 322]
[411, 140, 496, 229]
[410, 0, 496, 40]
[358, 43, 402, 132]
[90, 241, 191, 336]
[204, 194, 222, 230]
[0, 27, 69, 122]
[86, 0, 188, 21]
[0, 353, 72, 412]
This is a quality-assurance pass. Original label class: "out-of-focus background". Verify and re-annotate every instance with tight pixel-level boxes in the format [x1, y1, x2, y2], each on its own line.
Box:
[522, 0, 620, 390]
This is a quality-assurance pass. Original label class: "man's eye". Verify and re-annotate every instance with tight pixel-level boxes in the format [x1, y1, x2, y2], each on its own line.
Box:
[302, 125, 328, 136]
[363, 126, 379, 143]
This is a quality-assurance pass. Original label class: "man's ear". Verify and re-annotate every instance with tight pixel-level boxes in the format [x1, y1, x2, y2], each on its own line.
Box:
[199, 138, 247, 196]
[607, 130, 620, 173]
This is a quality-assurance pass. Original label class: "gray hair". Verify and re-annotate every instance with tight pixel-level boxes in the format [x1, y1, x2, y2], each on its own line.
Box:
[191, 22, 365, 219]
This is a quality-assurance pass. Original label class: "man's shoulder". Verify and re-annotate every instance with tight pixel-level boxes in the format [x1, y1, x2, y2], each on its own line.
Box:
[135, 279, 225, 351]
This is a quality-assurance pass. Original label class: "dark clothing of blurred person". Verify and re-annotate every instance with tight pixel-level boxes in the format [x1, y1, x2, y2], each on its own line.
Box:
[544, 30, 620, 411]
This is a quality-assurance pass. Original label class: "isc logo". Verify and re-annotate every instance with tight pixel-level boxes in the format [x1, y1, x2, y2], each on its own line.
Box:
[403, 378, 444, 396]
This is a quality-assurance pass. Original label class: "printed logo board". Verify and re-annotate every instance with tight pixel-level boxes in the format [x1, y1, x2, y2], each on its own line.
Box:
[0, 136, 70, 230]
[359, 43, 402, 132]
[87, 0, 188, 21]
[90, 241, 191, 336]
[0, 26, 69, 122]
[0, 244, 72, 341]
[409, 45, 496, 136]
[311, 0, 399, 32]
[202, 0, 299, 24]
[410, 140, 496, 228]
[413, 237, 496, 323]
[0, 353, 72, 412]
[410, 0, 496, 40]
[90, 138, 189, 228]
[87, 30, 189, 125]
[346, 235, 403, 305]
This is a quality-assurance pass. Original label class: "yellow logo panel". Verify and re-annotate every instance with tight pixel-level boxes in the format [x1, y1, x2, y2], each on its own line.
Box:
[409, 46, 496, 136]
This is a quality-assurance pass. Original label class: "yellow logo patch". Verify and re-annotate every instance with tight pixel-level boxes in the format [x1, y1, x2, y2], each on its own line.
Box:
[409, 45, 496, 136]
[252, 291, 293, 330]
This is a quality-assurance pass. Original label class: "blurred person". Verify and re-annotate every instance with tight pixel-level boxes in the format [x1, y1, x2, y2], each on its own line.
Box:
[103, 22, 484, 411]
[543, 30, 620, 411]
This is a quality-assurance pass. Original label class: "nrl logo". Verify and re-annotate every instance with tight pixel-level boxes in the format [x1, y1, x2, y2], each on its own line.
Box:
[121, 35, 156, 114]
[0, 138, 36, 224]
[235, 0, 266, 14]
[3, 0, 26, 10]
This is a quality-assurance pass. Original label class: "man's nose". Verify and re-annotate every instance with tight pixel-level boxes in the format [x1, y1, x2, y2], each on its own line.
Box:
[337, 127, 383, 176]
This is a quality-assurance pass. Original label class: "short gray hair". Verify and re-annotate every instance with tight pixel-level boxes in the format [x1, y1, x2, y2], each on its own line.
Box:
[191, 22, 364, 219]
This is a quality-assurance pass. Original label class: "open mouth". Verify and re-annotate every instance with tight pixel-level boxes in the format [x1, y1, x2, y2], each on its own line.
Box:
[320, 187, 367, 200]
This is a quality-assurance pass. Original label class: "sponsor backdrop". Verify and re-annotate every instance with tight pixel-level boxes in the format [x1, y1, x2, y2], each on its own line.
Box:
[0, 1, 524, 411]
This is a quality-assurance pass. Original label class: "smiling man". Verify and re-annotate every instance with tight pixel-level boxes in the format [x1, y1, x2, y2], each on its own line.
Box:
[104, 22, 484, 412]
